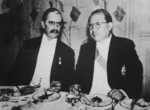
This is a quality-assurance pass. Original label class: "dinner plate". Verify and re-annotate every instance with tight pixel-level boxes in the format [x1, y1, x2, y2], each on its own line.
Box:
[32, 91, 61, 103]
[10, 92, 33, 104]
[120, 99, 150, 110]
[0, 87, 14, 96]
[0, 102, 16, 110]
[83, 94, 113, 109]
[0, 87, 15, 101]
[10, 86, 36, 100]
[0, 86, 36, 104]
[0, 86, 36, 97]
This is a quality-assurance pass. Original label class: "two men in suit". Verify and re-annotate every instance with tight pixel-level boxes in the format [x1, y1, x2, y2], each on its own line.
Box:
[8, 7, 144, 104]
[75, 9, 143, 101]
[8, 8, 75, 92]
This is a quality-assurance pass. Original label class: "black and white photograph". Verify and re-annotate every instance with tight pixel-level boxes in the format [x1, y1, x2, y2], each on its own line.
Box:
[0, 0, 150, 110]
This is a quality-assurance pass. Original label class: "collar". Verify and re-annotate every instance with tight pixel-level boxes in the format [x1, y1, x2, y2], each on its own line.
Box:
[42, 33, 58, 41]
[97, 35, 112, 49]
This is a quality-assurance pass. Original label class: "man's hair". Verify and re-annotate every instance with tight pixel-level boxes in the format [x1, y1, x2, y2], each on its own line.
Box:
[86, 9, 113, 41]
[88, 9, 113, 24]
[42, 7, 64, 23]
[40, 8, 65, 36]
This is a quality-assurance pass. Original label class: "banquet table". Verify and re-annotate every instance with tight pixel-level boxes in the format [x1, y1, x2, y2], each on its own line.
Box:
[34, 92, 128, 110]
[0, 86, 150, 110]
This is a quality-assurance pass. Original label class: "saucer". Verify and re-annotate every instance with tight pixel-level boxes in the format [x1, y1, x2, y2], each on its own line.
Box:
[32, 91, 61, 103]
[83, 94, 113, 110]
[120, 99, 150, 110]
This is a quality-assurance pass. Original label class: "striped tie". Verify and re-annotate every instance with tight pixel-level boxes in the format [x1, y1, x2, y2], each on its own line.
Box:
[95, 49, 107, 71]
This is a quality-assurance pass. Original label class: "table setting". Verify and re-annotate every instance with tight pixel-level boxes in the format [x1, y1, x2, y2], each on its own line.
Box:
[0, 85, 150, 110]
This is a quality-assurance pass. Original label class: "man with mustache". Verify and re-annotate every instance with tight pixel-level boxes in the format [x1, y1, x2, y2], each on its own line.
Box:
[7, 8, 75, 92]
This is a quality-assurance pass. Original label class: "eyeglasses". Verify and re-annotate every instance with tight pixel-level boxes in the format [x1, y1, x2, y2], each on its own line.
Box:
[88, 22, 107, 29]
[48, 21, 63, 27]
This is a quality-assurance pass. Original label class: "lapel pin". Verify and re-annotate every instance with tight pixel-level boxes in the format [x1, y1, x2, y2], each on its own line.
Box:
[58, 57, 62, 65]
[121, 65, 126, 76]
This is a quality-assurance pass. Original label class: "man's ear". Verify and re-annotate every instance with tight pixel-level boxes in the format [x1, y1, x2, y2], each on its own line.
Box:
[41, 21, 45, 29]
[108, 22, 113, 31]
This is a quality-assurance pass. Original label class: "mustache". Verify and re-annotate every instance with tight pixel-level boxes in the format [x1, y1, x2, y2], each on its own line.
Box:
[50, 30, 59, 34]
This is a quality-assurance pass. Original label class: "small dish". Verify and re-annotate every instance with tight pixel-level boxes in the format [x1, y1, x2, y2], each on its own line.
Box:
[32, 91, 61, 103]
[10, 86, 36, 101]
[83, 94, 113, 109]
[120, 99, 150, 110]
[66, 94, 80, 104]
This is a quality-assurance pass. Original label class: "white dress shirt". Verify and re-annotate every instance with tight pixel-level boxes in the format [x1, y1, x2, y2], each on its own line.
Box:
[90, 36, 112, 95]
[30, 34, 57, 88]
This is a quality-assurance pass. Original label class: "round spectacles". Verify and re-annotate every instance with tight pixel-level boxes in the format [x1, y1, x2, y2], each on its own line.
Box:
[88, 22, 107, 29]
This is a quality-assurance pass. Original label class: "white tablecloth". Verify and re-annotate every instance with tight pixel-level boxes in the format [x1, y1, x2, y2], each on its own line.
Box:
[39, 92, 129, 110]
[0, 88, 149, 110]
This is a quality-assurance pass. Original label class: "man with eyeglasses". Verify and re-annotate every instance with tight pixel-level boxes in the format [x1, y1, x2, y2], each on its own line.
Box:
[75, 9, 143, 102]
[7, 8, 75, 92]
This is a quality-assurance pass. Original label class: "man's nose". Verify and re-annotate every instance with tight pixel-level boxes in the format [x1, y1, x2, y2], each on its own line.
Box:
[92, 25, 98, 31]
[53, 23, 59, 29]
[91, 27, 98, 34]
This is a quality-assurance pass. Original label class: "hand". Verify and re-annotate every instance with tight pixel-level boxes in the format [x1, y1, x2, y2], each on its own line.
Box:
[108, 89, 126, 101]
[48, 81, 62, 92]
[69, 84, 81, 96]
[136, 98, 150, 107]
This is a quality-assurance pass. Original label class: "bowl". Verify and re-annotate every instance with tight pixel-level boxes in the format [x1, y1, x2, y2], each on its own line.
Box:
[66, 94, 81, 104]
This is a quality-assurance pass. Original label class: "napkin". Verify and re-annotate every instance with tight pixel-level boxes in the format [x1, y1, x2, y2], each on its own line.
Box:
[11, 101, 43, 110]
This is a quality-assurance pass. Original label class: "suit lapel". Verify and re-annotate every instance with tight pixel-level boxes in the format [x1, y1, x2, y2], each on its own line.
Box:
[27, 37, 42, 82]
[50, 39, 61, 81]
[107, 35, 124, 88]
[107, 35, 115, 69]
[107, 35, 117, 87]
[78, 40, 96, 93]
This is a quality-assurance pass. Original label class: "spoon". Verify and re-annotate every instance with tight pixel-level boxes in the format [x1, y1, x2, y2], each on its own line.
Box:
[16, 86, 21, 90]
[111, 100, 119, 110]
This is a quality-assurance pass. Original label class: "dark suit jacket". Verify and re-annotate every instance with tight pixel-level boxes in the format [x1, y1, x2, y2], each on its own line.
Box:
[7, 36, 75, 91]
[75, 35, 143, 99]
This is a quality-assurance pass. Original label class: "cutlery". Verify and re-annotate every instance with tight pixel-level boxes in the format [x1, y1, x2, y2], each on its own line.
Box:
[8, 98, 19, 103]
[33, 98, 39, 104]
[44, 88, 48, 99]
[111, 100, 119, 110]
[37, 92, 54, 101]
[16, 86, 21, 90]
[8, 100, 18, 103]
[131, 99, 137, 110]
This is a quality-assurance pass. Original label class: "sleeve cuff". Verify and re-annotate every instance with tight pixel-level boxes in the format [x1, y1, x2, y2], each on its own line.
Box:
[119, 89, 129, 99]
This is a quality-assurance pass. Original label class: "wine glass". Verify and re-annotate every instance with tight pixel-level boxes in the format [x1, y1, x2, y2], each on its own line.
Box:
[66, 84, 85, 110]
[49, 80, 62, 92]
